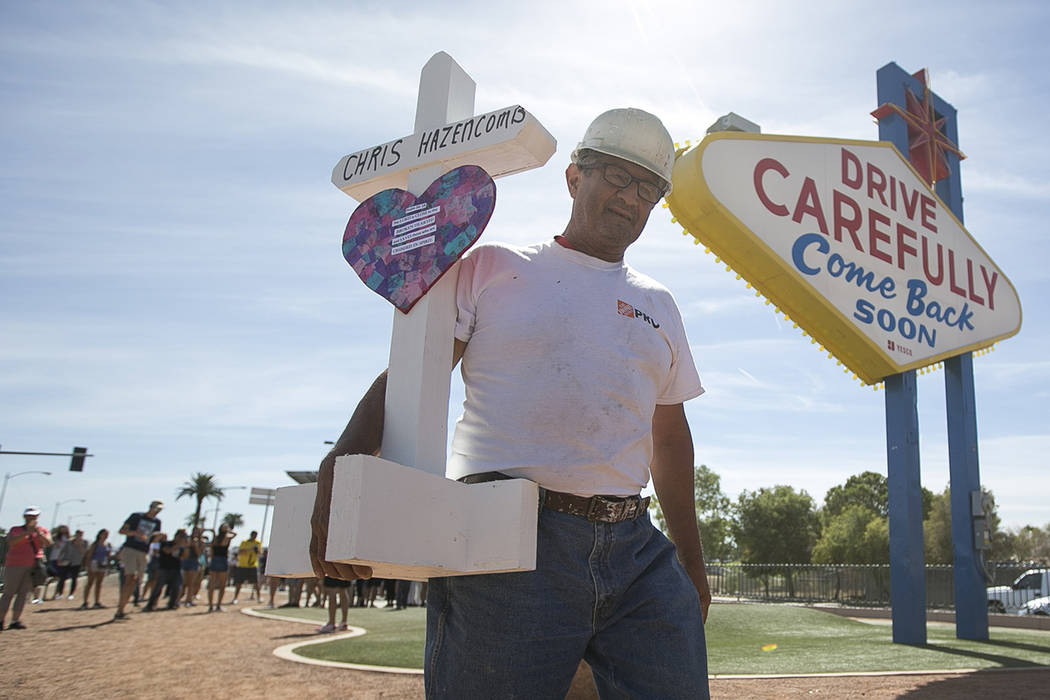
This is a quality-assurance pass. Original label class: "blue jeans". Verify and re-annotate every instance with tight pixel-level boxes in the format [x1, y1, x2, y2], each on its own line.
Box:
[425, 508, 709, 699]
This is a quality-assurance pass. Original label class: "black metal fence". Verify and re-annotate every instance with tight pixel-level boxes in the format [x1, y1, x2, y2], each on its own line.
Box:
[707, 563, 1031, 609]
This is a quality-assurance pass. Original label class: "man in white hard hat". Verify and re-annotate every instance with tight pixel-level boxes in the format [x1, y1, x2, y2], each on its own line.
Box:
[312, 108, 710, 698]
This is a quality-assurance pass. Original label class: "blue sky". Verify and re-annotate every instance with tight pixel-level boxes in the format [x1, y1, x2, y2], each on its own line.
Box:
[2, 1, 1047, 543]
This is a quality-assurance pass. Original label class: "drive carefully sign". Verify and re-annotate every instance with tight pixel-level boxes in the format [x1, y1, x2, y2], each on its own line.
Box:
[667, 133, 1022, 384]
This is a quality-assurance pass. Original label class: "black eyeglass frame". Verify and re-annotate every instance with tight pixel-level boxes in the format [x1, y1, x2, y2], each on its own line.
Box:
[578, 161, 668, 204]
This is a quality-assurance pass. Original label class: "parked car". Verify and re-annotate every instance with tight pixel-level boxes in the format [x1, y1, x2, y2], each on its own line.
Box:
[1020, 594, 1050, 616]
[987, 568, 1050, 614]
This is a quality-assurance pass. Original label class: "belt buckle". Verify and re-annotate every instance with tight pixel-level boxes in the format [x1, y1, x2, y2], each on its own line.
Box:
[586, 496, 640, 523]
[597, 498, 626, 523]
[585, 497, 604, 522]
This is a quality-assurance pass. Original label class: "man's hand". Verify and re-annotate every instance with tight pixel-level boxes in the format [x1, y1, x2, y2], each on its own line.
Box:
[308, 371, 388, 582]
[679, 554, 712, 623]
[310, 450, 372, 581]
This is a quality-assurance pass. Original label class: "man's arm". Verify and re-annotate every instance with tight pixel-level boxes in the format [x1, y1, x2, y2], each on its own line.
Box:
[310, 340, 468, 581]
[310, 370, 388, 581]
[650, 402, 711, 623]
[118, 517, 136, 540]
[8, 526, 51, 548]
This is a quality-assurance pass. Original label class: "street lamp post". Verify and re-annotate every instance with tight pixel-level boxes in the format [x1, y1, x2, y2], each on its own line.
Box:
[0, 470, 53, 521]
[211, 486, 247, 530]
[52, 498, 87, 529]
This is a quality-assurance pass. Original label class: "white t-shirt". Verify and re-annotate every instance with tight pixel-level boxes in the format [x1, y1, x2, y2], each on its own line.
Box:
[448, 239, 703, 496]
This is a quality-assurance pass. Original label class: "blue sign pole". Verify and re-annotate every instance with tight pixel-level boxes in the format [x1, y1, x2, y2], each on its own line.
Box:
[874, 62, 988, 643]
[883, 370, 927, 644]
[875, 62, 927, 645]
[931, 90, 990, 641]
[946, 353, 988, 639]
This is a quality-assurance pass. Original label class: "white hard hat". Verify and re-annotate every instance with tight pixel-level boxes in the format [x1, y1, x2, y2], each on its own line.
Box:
[571, 108, 675, 193]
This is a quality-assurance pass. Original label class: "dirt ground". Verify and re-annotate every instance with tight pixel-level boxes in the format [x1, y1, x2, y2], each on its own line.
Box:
[1, 578, 1047, 699]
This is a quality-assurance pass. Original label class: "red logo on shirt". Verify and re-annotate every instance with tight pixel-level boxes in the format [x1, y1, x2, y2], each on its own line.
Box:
[617, 300, 660, 329]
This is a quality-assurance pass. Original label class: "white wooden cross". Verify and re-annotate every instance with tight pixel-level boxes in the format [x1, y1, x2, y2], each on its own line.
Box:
[266, 52, 556, 580]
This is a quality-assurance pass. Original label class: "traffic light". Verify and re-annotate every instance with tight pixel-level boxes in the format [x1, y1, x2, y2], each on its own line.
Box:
[70, 446, 88, 472]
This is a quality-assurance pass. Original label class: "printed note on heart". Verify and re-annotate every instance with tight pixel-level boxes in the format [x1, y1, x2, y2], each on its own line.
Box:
[342, 165, 496, 313]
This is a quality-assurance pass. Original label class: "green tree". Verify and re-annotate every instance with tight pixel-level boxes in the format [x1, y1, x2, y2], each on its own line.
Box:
[824, 472, 888, 518]
[175, 472, 225, 530]
[924, 485, 1004, 564]
[812, 505, 881, 564]
[823, 471, 934, 521]
[649, 465, 734, 560]
[734, 485, 820, 596]
[222, 512, 244, 530]
[1000, 524, 1050, 564]
[812, 506, 889, 600]
[924, 487, 953, 564]
[863, 517, 890, 564]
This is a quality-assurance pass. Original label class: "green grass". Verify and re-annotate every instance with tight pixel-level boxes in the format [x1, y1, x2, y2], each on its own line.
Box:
[261, 603, 1050, 674]
[266, 606, 426, 669]
[705, 604, 1050, 674]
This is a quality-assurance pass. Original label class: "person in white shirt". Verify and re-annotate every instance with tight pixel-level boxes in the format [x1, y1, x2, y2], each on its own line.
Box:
[311, 108, 710, 699]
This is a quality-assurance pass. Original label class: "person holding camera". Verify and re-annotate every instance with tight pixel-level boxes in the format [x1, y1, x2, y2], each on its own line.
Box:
[1, 506, 52, 630]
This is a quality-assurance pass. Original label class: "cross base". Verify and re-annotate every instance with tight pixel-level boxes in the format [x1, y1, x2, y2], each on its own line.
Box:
[266, 456, 538, 581]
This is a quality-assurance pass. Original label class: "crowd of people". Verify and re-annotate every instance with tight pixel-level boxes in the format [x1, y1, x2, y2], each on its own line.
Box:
[278, 575, 425, 633]
[0, 500, 420, 633]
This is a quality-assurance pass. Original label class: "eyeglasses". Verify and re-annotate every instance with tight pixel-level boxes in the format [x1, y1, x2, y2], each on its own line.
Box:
[579, 162, 666, 204]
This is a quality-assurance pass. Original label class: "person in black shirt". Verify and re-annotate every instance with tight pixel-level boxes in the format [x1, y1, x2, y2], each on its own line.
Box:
[114, 500, 162, 621]
[145, 529, 188, 611]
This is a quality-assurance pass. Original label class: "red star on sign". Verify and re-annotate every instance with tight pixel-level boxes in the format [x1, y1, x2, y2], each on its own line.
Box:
[872, 68, 966, 185]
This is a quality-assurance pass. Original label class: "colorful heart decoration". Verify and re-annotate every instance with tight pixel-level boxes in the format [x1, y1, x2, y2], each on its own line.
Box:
[342, 165, 496, 313]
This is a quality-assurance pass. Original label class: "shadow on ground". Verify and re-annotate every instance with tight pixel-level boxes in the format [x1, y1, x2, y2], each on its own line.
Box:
[917, 642, 1046, 668]
[901, 668, 1050, 698]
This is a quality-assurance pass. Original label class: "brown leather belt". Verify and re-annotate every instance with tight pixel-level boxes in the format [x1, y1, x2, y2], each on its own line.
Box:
[541, 490, 650, 523]
[459, 471, 649, 524]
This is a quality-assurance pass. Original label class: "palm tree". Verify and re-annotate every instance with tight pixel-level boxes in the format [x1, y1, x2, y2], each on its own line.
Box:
[176, 472, 224, 529]
[221, 512, 244, 530]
